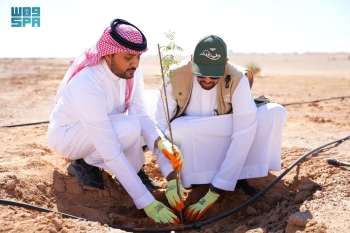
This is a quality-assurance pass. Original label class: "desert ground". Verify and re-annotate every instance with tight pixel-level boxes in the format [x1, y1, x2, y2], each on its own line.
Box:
[0, 53, 350, 233]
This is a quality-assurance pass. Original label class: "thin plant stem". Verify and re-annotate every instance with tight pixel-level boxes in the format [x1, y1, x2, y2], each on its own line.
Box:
[157, 43, 183, 223]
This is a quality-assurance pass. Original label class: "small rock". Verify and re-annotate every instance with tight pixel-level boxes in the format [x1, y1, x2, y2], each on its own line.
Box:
[44, 180, 51, 186]
[234, 225, 248, 233]
[247, 218, 258, 226]
[313, 190, 323, 199]
[37, 183, 47, 192]
[49, 228, 58, 233]
[268, 214, 279, 223]
[265, 192, 282, 204]
[23, 193, 33, 202]
[6, 181, 16, 190]
[246, 206, 258, 216]
[66, 181, 84, 195]
[294, 190, 311, 204]
[307, 220, 317, 226]
[281, 209, 289, 217]
[53, 178, 65, 193]
[102, 189, 110, 197]
[65, 224, 75, 229]
[287, 211, 312, 227]
[52, 218, 63, 230]
[298, 180, 319, 191]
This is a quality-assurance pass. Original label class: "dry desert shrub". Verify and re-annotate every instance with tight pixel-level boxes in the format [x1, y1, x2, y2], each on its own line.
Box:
[245, 62, 261, 75]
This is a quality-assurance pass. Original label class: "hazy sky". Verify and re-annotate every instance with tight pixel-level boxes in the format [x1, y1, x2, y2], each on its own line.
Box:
[0, 0, 349, 58]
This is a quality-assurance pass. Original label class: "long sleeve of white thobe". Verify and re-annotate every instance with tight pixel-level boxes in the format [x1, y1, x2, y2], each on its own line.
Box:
[50, 60, 158, 208]
[127, 75, 161, 154]
[155, 75, 258, 190]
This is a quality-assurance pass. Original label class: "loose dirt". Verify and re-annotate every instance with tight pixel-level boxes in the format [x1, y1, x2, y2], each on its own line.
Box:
[1, 54, 350, 233]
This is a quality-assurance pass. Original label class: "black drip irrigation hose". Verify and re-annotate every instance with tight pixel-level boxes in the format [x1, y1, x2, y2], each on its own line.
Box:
[1, 120, 49, 128]
[183, 133, 350, 230]
[1, 134, 349, 232]
[1, 96, 350, 128]
[282, 95, 350, 107]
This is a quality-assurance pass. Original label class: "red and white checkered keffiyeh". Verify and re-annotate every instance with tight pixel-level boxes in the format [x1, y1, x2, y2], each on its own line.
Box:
[51, 23, 147, 114]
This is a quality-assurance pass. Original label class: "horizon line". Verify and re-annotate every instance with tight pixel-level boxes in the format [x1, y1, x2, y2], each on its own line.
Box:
[1, 51, 350, 59]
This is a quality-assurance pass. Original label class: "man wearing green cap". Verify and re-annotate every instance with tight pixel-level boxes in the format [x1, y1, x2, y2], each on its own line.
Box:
[151, 35, 287, 221]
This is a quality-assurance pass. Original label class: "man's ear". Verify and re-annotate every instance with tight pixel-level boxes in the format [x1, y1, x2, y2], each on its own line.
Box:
[104, 54, 112, 63]
[191, 54, 193, 61]
[226, 58, 229, 64]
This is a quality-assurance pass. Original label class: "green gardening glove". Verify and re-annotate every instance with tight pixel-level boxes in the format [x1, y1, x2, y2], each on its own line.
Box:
[165, 179, 184, 212]
[143, 200, 180, 224]
[158, 139, 183, 171]
[184, 189, 219, 221]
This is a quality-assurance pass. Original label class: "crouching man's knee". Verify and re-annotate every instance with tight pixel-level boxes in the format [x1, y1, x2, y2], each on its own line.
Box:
[269, 103, 287, 124]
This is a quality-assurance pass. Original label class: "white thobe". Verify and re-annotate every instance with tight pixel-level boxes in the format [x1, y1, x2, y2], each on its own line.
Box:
[152, 75, 287, 190]
[47, 59, 160, 209]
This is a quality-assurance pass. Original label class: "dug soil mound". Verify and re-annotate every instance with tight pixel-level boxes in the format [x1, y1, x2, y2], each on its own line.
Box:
[1, 54, 350, 232]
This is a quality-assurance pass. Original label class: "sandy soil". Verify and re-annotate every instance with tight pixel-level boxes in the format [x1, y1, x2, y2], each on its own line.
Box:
[0, 53, 350, 233]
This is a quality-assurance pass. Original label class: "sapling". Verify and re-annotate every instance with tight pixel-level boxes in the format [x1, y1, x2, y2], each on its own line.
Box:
[157, 30, 184, 223]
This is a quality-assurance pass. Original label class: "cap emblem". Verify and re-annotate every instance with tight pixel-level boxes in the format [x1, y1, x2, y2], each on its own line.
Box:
[199, 50, 221, 60]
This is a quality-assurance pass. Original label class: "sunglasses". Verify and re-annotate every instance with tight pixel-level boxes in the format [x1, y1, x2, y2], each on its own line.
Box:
[196, 76, 221, 80]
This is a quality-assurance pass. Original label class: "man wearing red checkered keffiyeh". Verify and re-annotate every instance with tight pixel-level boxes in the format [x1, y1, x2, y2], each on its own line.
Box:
[47, 19, 182, 224]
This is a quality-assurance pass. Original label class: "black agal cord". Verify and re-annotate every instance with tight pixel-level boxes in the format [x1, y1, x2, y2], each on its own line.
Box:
[109, 18, 147, 51]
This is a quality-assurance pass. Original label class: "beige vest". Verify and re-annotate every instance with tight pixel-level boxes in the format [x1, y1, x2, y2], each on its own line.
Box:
[167, 59, 253, 121]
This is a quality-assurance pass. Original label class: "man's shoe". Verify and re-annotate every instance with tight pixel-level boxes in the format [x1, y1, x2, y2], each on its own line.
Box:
[66, 159, 104, 189]
[236, 179, 257, 197]
[137, 166, 160, 191]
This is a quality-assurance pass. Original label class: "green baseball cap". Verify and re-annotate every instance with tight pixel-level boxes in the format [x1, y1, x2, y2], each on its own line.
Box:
[192, 35, 227, 77]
